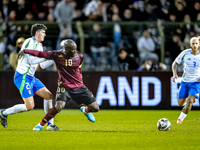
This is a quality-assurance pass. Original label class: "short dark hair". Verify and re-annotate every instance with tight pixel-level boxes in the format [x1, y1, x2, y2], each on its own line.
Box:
[31, 23, 47, 36]
[118, 48, 127, 54]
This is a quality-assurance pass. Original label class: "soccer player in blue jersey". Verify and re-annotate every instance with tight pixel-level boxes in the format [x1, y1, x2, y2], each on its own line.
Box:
[172, 37, 200, 124]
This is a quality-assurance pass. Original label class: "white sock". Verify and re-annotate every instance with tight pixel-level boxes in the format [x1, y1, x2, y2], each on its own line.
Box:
[178, 112, 187, 121]
[44, 99, 54, 125]
[3, 104, 27, 116]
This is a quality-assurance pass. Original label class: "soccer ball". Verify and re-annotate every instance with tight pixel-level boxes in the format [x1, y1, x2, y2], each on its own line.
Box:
[157, 118, 171, 131]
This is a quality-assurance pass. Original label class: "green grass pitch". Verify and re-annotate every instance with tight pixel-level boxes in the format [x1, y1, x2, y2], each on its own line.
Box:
[0, 109, 200, 150]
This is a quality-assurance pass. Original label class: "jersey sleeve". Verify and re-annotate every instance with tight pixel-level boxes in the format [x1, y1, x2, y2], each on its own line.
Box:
[78, 52, 83, 74]
[40, 60, 54, 69]
[78, 52, 84, 65]
[28, 55, 46, 65]
[175, 50, 188, 64]
[24, 49, 56, 59]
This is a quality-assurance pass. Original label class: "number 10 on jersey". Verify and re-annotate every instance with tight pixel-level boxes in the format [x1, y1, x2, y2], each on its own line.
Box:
[66, 59, 72, 66]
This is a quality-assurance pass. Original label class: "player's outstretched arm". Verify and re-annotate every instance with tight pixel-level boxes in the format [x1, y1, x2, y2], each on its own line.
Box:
[172, 60, 178, 83]
[22, 49, 54, 60]
[40, 60, 54, 69]
[18, 49, 48, 65]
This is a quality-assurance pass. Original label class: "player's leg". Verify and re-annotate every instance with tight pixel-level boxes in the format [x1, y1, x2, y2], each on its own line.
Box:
[177, 95, 195, 124]
[80, 101, 100, 123]
[178, 98, 187, 106]
[3, 97, 34, 114]
[35, 87, 53, 100]
[73, 86, 99, 122]
[43, 99, 54, 126]
[0, 73, 35, 128]
[33, 79, 58, 130]
[0, 97, 34, 128]
[33, 101, 65, 131]
[176, 81, 188, 124]
[177, 82, 199, 124]
[41, 101, 65, 125]
[33, 86, 68, 131]
[35, 87, 55, 125]
[182, 95, 195, 114]
[83, 101, 100, 113]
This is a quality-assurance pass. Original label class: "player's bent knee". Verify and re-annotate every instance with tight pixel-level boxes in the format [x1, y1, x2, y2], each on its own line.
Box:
[49, 93, 53, 100]
[187, 98, 193, 104]
[55, 105, 63, 111]
[178, 101, 183, 106]
[26, 104, 35, 111]
[55, 101, 65, 112]
[94, 105, 100, 112]
[45, 92, 53, 100]
[178, 99, 186, 106]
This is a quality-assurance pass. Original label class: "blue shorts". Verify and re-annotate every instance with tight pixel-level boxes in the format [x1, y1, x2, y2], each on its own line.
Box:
[178, 81, 200, 99]
[14, 71, 45, 98]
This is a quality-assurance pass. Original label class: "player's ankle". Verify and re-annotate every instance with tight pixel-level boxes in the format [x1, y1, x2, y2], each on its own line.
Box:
[84, 107, 89, 113]
[39, 122, 45, 126]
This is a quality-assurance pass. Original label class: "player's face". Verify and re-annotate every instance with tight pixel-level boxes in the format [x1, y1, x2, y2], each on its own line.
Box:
[190, 39, 199, 52]
[36, 29, 46, 42]
[63, 41, 77, 57]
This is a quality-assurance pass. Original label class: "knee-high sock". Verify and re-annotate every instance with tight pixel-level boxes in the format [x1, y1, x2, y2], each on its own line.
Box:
[2, 104, 27, 116]
[178, 112, 187, 121]
[40, 107, 58, 126]
[44, 99, 54, 125]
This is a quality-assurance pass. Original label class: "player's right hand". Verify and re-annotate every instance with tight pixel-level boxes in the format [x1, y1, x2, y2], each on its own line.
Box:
[172, 74, 178, 83]
[18, 50, 25, 59]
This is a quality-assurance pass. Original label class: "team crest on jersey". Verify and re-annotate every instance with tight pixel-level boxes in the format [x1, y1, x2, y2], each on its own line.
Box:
[58, 94, 61, 97]
[29, 90, 31, 94]
[187, 58, 191, 60]
[58, 55, 63, 57]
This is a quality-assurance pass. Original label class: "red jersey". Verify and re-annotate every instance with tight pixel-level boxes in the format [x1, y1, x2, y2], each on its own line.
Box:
[24, 49, 84, 90]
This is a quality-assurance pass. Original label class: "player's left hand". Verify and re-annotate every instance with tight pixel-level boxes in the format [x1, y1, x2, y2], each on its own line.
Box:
[172, 74, 178, 83]
[18, 50, 25, 59]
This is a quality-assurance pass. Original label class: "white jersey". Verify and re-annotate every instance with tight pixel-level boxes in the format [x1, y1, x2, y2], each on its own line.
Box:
[16, 37, 46, 76]
[175, 49, 200, 82]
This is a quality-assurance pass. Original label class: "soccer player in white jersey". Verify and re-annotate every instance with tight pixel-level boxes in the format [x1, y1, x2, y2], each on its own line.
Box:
[172, 37, 200, 124]
[0, 24, 60, 130]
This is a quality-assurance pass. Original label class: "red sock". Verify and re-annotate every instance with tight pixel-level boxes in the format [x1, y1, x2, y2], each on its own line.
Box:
[85, 107, 97, 113]
[40, 107, 58, 126]
[85, 107, 89, 113]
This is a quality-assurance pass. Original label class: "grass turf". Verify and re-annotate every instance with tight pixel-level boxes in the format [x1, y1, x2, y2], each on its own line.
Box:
[0, 109, 200, 150]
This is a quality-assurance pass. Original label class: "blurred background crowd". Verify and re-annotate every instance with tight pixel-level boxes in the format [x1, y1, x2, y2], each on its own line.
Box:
[0, 0, 200, 72]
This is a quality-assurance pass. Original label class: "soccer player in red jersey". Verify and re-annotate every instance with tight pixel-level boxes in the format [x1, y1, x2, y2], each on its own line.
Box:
[19, 39, 100, 131]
